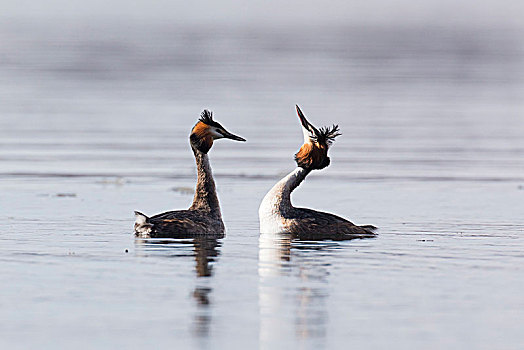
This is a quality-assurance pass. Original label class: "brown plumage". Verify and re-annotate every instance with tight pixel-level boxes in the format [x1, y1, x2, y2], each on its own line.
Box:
[295, 141, 329, 170]
[190, 121, 214, 154]
[286, 208, 376, 240]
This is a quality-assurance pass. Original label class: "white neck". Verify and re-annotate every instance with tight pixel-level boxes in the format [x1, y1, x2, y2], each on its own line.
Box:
[258, 167, 310, 233]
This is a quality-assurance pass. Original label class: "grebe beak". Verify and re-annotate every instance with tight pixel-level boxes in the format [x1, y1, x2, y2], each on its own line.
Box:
[296, 105, 319, 132]
[221, 129, 246, 142]
[296, 105, 319, 143]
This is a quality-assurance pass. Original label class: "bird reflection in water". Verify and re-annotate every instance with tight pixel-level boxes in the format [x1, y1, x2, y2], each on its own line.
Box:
[191, 237, 220, 338]
[192, 286, 213, 337]
[258, 233, 368, 348]
[135, 236, 221, 338]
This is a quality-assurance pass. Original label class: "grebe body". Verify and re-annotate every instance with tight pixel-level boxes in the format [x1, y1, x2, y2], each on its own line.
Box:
[259, 106, 375, 240]
[134, 110, 245, 238]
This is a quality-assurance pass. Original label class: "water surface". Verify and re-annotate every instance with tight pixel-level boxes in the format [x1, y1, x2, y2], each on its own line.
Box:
[1, 22, 523, 349]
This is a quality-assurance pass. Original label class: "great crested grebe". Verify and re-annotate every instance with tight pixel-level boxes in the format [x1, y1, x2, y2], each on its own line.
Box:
[258, 105, 376, 240]
[134, 110, 246, 238]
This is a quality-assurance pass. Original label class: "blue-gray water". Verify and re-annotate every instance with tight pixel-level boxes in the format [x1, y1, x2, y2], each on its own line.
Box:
[1, 22, 524, 349]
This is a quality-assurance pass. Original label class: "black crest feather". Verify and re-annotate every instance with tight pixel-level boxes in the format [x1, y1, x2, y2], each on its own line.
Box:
[311, 124, 341, 145]
[199, 110, 220, 127]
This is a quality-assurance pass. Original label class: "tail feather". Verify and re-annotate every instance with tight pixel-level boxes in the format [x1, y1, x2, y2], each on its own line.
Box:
[134, 211, 154, 235]
[134, 211, 149, 225]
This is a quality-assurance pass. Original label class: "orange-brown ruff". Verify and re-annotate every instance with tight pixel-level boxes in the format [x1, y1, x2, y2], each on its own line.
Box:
[134, 110, 246, 238]
[295, 141, 329, 170]
[190, 121, 214, 153]
[258, 105, 376, 240]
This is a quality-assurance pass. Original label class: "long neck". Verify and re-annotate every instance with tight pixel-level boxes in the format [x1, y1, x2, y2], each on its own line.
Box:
[263, 167, 310, 215]
[189, 148, 221, 215]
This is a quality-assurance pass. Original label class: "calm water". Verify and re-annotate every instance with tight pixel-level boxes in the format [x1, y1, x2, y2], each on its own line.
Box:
[1, 21, 524, 349]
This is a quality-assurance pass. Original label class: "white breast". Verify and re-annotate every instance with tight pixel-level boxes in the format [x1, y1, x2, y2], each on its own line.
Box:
[258, 167, 306, 234]
[259, 191, 287, 234]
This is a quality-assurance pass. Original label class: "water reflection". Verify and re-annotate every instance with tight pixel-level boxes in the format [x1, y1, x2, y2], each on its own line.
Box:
[135, 237, 221, 338]
[193, 238, 221, 278]
[192, 286, 213, 337]
[190, 238, 220, 337]
[258, 233, 364, 348]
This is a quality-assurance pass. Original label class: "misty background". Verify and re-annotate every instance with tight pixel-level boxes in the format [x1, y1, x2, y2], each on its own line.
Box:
[2, 0, 524, 27]
[1, 1, 523, 349]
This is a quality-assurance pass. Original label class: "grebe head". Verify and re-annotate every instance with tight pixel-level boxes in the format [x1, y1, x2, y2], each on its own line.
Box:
[294, 105, 341, 170]
[190, 109, 246, 153]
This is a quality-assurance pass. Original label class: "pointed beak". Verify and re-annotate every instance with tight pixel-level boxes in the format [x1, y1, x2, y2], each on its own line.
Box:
[221, 129, 246, 142]
[296, 105, 318, 134]
[296, 105, 319, 143]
